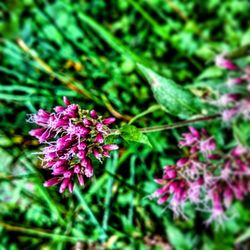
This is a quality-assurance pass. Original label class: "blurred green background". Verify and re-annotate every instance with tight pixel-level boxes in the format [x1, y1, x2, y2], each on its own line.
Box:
[0, 0, 250, 249]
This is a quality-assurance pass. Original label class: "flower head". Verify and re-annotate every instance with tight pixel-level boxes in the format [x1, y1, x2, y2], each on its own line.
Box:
[152, 127, 250, 223]
[213, 54, 250, 122]
[28, 97, 118, 193]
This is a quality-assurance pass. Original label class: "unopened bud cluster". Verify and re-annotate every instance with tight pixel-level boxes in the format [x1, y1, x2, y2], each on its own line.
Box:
[28, 97, 118, 193]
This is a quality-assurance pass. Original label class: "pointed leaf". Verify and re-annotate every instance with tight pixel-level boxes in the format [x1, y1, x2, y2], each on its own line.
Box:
[138, 64, 202, 118]
[197, 66, 223, 80]
[120, 125, 152, 147]
[233, 121, 250, 148]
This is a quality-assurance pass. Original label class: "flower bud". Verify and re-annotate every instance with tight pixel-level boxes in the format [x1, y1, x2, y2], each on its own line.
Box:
[90, 110, 98, 118]
[158, 194, 169, 205]
[222, 108, 238, 121]
[176, 158, 188, 168]
[231, 146, 248, 156]
[63, 96, 71, 106]
[74, 164, 81, 174]
[56, 135, 73, 151]
[44, 177, 62, 187]
[103, 117, 116, 125]
[83, 118, 92, 127]
[52, 166, 67, 175]
[78, 142, 87, 150]
[163, 166, 177, 179]
[39, 130, 54, 143]
[96, 123, 104, 132]
[94, 133, 104, 144]
[93, 149, 102, 161]
[103, 150, 110, 158]
[85, 161, 93, 178]
[226, 77, 245, 87]
[200, 138, 216, 152]
[215, 55, 238, 70]
[189, 126, 200, 138]
[154, 178, 166, 185]
[64, 104, 78, 118]
[103, 144, 119, 151]
[64, 170, 73, 178]
[59, 178, 70, 193]
[29, 128, 46, 138]
[153, 184, 169, 197]
[54, 106, 66, 113]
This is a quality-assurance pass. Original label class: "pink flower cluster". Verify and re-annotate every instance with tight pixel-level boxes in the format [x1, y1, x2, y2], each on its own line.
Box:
[152, 127, 250, 223]
[28, 97, 118, 193]
[215, 54, 250, 121]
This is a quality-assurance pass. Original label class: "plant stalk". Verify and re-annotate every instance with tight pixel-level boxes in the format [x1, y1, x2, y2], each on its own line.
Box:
[225, 44, 250, 60]
[139, 114, 221, 133]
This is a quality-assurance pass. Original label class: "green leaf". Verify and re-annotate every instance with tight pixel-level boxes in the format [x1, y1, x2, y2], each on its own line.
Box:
[233, 121, 250, 148]
[120, 125, 152, 147]
[197, 66, 223, 80]
[165, 222, 196, 250]
[236, 227, 250, 243]
[105, 135, 119, 144]
[137, 64, 202, 118]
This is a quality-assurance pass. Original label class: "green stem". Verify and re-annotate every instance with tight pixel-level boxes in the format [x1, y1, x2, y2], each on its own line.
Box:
[74, 187, 107, 241]
[102, 152, 118, 237]
[128, 155, 136, 224]
[0, 222, 87, 243]
[225, 43, 250, 60]
[139, 114, 220, 133]
[129, 105, 161, 125]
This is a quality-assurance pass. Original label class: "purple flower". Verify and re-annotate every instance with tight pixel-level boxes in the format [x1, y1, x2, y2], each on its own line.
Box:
[84, 160, 94, 178]
[54, 106, 66, 113]
[200, 137, 216, 152]
[163, 166, 177, 179]
[222, 108, 239, 121]
[226, 77, 245, 87]
[179, 127, 199, 147]
[231, 145, 248, 156]
[239, 97, 250, 120]
[44, 177, 63, 187]
[94, 133, 104, 144]
[63, 96, 71, 106]
[29, 127, 46, 138]
[103, 117, 116, 125]
[103, 144, 119, 151]
[157, 194, 169, 205]
[90, 110, 98, 119]
[176, 158, 189, 167]
[93, 148, 102, 161]
[223, 187, 234, 208]
[152, 127, 250, 223]
[218, 94, 242, 106]
[28, 96, 119, 193]
[60, 178, 71, 193]
[206, 192, 225, 224]
[215, 54, 238, 71]
[83, 118, 92, 127]
[213, 55, 250, 122]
